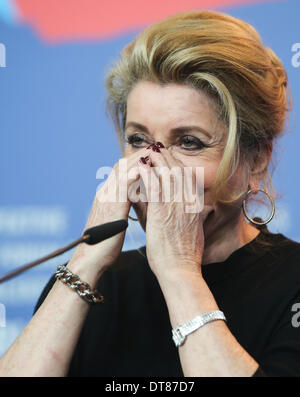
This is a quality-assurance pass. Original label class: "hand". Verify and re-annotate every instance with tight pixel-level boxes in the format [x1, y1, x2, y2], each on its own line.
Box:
[68, 148, 149, 283]
[138, 145, 212, 279]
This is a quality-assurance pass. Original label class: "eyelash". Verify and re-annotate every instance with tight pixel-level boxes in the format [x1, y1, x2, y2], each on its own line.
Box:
[125, 133, 206, 151]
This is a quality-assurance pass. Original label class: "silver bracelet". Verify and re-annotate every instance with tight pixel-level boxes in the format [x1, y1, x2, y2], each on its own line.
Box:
[172, 310, 226, 347]
[54, 265, 104, 304]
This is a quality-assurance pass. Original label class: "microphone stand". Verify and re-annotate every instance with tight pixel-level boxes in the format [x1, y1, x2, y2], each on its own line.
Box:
[0, 235, 90, 284]
[0, 219, 128, 284]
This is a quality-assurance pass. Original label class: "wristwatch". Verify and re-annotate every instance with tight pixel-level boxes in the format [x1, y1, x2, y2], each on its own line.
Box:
[172, 310, 226, 347]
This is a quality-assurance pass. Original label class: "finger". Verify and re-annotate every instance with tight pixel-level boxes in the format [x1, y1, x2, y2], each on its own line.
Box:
[136, 161, 161, 204]
[122, 147, 152, 170]
[115, 148, 152, 198]
[148, 146, 186, 187]
[146, 145, 171, 168]
[147, 149, 177, 203]
[163, 149, 205, 206]
[162, 147, 185, 168]
[147, 149, 186, 204]
[96, 148, 150, 204]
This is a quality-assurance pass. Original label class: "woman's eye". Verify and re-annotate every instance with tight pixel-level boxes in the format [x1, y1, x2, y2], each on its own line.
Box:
[125, 133, 206, 151]
[125, 134, 148, 148]
[179, 136, 205, 151]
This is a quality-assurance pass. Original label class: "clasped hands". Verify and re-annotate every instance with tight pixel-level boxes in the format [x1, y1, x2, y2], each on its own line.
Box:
[131, 141, 212, 279]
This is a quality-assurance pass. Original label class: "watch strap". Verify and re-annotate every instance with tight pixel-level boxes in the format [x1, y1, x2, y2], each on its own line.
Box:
[172, 310, 226, 347]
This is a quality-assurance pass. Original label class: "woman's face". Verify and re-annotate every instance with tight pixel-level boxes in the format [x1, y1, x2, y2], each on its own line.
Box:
[124, 81, 248, 238]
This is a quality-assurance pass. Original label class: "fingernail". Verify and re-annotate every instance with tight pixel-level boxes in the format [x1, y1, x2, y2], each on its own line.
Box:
[144, 156, 150, 162]
[156, 142, 165, 148]
[152, 145, 161, 153]
[139, 157, 147, 164]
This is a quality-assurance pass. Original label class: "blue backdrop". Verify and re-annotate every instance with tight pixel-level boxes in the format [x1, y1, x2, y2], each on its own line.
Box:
[0, 0, 300, 356]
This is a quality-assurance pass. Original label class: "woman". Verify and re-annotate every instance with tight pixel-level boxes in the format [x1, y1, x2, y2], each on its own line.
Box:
[1, 10, 300, 377]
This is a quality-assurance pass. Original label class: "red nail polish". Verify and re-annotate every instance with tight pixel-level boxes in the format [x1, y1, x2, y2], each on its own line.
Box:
[152, 145, 161, 153]
[139, 157, 147, 164]
[144, 156, 150, 161]
[156, 142, 165, 148]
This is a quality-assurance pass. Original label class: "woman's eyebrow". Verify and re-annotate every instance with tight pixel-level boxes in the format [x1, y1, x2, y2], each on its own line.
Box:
[125, 122, 149, 133]
[125, 121, 212, 138]
[170, 126, 212, 138]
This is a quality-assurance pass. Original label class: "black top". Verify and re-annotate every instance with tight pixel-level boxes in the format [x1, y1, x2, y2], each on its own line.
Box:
[35, 228, 300, 377]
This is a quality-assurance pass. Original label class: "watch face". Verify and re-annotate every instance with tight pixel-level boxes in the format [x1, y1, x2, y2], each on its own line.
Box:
[172, 328, 184, 347]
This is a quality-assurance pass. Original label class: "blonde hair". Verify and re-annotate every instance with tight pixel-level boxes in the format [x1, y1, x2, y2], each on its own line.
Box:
[106, 10, 291, 204]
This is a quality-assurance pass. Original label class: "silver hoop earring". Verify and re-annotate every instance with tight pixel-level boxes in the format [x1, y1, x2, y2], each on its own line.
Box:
[128, 215, 139, 222]
[242, 188, 275, 226]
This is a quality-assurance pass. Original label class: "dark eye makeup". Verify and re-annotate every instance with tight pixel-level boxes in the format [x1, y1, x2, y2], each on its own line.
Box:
[125, 133, 151, 147]
[125, 133, 206, 151]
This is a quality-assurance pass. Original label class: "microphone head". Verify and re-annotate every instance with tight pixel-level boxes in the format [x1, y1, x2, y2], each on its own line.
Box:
[83, 219, 128, 245]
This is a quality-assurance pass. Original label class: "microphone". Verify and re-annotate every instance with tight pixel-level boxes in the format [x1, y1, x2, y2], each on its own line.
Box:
[0, 219, 128, 284]
[83, 219, 128, 245]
